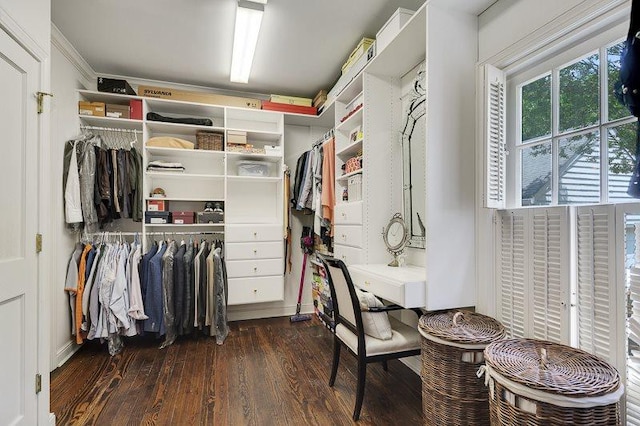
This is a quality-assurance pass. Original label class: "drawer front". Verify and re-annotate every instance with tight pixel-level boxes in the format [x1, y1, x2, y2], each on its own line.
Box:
[349, 268, 404, 307]
[335, 202, 363, 225]
[333, 225, 362, 248]
[226, 258, 283, 278]
[226, 224, 282, 242]
[334, 244, 363, 265]
[226, 241, 283, 260]
[228, 275, 284, 305]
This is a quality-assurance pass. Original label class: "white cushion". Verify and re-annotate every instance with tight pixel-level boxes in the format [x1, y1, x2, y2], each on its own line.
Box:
[336, 317, 421, 357]
[356, 289, 392, 340]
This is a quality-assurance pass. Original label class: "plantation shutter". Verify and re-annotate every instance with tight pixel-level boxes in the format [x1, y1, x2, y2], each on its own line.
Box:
[530, 207, 570, 344]
[576, 205, 617, 365]
[484, 64, 507, 209]
[628, 223, 640, 423]
[497, 210, 527, 338]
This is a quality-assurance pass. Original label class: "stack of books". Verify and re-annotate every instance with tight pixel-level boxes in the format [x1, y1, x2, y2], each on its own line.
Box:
[262, 94, 318, 115]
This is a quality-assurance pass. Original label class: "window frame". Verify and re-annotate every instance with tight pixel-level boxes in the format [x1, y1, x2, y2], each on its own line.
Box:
[506, 23, 634, 208]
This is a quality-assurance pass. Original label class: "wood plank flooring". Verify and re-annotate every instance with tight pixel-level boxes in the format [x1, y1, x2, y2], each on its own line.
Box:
[51, 316, 423, 425]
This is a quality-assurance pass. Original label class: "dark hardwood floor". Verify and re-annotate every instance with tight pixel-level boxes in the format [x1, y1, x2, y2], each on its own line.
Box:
[51, 316, 423, 425]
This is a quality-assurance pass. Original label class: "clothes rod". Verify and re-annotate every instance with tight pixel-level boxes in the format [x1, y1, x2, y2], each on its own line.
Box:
[85, 231, 224, 237]
[80, 125, 143, 134]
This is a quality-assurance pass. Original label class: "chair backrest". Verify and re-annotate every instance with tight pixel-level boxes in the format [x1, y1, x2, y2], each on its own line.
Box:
[318, 255, 363, 336]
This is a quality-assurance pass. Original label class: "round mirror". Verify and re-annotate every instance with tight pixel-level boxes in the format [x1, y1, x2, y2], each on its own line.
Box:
[382, 213, 409, 266]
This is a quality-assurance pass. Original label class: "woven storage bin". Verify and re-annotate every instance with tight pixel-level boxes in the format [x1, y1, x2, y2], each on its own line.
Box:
[419, 310, 506, 426]
[196, 131, 224, 151]
[482, 339, 623, 426]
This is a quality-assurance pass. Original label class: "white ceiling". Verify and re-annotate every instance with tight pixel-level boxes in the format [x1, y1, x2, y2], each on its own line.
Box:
[52, 0, 496, 98]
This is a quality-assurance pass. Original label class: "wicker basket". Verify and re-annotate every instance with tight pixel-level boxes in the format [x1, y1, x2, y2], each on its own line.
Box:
[196, 131, 224, 151]
[482, 339, 623, 425]
[419, 310, 506, 426]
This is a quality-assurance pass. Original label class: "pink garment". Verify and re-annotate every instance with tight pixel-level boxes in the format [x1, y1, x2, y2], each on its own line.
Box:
[321, 138, 335, 225]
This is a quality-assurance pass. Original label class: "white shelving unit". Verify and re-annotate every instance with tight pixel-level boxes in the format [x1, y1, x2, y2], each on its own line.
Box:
[78, 89, 286, 306]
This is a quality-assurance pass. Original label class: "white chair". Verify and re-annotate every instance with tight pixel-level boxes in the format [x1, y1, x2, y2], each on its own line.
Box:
[318, 255, 422, 421]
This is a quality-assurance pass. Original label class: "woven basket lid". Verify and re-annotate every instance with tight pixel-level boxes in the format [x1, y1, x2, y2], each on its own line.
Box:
[484, 339, 621, 397]
[418, 310, 506, 345]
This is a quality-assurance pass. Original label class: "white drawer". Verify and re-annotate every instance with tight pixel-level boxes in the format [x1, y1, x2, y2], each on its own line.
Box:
[334, 225, 362, 248]
[349, 264, 426, 309]
[227, 275, 284, 305]
[226, 258, 283, 278]
[226, 241, 283, 260]
[335, 202, 363, 225]
[226, 224, 282, 242]
[334, 245, 363, 265]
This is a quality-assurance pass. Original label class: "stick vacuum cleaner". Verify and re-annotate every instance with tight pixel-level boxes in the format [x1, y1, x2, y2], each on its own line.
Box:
[290, 228, 314, 322]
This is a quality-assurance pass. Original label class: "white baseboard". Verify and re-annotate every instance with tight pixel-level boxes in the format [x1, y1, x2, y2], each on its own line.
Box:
[400, 355, 421, 376]
[55, 340, 80, 369]
[49, 412, 56, 425]
[227, 302, 314, 322]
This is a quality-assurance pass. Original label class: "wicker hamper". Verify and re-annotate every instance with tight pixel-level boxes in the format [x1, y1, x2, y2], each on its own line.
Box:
[418, 310, 506, 426]
[196, 131, 224, 151]
[482, 339, 624, 426]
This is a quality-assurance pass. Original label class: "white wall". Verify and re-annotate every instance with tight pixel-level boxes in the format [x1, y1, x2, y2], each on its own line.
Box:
[49, 30, 93, 369]
[0, 0, 50, 55]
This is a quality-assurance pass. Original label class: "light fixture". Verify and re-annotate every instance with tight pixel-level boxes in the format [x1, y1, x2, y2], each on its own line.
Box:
[230, 0, 266, 84]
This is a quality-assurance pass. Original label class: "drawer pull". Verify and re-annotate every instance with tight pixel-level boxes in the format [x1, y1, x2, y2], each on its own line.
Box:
[253, 289, 257, 293]
[254, 267, 258, 272]
[254, 232, 258, 237]
[342, 234, 346, 240]
[342, 212, 346, 218]
[364, 280, 371, 286]
[254, 249, 258, 254]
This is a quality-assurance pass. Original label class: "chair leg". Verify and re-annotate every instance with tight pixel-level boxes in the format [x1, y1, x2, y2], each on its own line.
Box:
[329, 335, 340, 387]
[353, 355, 366, 421]
[382, 360, 388, 371]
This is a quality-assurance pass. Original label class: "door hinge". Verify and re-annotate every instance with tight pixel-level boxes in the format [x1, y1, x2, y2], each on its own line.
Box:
[35, 374, 42, 394]
[36, 91, 53, 114]
[36, 233, 42, 253]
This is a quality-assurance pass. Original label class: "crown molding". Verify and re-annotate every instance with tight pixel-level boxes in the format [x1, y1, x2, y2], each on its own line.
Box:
[51, 23, 95, 85]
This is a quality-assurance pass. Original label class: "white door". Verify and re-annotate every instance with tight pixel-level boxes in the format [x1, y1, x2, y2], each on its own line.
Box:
[0, 27, 40, 425]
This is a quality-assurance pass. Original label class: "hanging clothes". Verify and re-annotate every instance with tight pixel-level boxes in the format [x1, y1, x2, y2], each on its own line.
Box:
[322, 138, 336, 226]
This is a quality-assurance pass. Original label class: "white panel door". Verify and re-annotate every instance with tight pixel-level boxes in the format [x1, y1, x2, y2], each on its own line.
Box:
[0, 28, 39, 426]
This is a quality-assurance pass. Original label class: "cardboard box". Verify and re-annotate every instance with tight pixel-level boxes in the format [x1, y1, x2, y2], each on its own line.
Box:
[145, 211, 172, 224]
[342, 38, 375, 75]
[328, 42, 376, 105]
[78, 101, 105, 117]
[146, 199, 169, 212]
[227, 130, 247, 144]
[130, 99, 143, 120]
[376, 8, 415, 52]
[269, 94, 312, 107]
[98, 77, 137, 95]
[196, 211, 224, 224]
[106, 104, 130, 119]
[138, 85, 261, 109]
[172, 211, 195, 224]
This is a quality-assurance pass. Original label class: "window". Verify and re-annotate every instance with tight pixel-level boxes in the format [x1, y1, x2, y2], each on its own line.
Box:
[513, 41, 636, 207]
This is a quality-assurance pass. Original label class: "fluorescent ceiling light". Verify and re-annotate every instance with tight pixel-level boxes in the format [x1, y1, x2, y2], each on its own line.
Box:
[230, 1, 265, 83]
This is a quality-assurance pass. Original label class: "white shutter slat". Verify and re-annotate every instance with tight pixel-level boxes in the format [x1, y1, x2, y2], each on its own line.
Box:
[530, 207, 570, 344]
[576, 206, 617, 366]
[498, 210, 527, 338]
[484, 64, 506, 209]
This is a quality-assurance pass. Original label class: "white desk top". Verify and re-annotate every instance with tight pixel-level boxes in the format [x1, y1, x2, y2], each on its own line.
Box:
[348, 264, 426, 308]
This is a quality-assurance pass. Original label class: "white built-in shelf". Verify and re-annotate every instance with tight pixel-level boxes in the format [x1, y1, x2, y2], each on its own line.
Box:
[145, 171, 224, 180]
[337, 138, 363, 158]
[145, 146, 224, 158]
[364, 4, 426, 77]
[226, 151, 282, 163]
[283, 101, 335, 128]
[336, 74, 364, 105]
[336, 107, 363, 132]
[336, 169, 363, 183]
[144, 97, 225, 121]
[79, 114, 143, 130]
[145, 197, 224, 202]
[226, 128, 282, 143]
[78, 89, 142, 102]
[145, 223, 225, 228]
[146, 121, 225, 136]
[227, 175, 281, 183]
